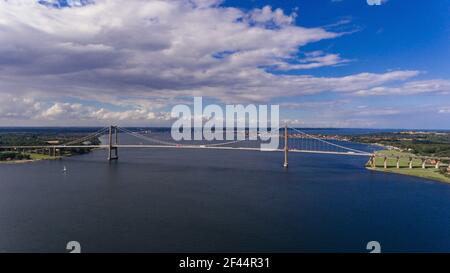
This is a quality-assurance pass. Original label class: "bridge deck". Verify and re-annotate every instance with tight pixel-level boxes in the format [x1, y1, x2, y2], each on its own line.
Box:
[0, 144, 372, 156]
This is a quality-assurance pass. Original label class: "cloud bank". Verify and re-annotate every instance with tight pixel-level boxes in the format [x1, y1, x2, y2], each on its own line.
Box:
[0, 0, 448, 126]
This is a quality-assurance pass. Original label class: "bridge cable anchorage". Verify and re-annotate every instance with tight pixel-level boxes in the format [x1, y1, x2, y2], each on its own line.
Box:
[288, 127, 371, 155]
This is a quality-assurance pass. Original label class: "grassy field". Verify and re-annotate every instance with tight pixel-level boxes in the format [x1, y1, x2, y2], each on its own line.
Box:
[0, 153, 59, 164]
[367, 150, 450, 184]
[27, 153, 61, 161]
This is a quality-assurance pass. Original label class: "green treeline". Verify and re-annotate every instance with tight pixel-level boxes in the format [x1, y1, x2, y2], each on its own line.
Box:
[0, 133, 101, 162]
[0, 133, 101, 146]
[0, 151, 31, 161]
[350, 132, 450, 159]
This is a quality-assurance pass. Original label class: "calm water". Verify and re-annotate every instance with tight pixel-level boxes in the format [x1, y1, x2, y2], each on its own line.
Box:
[0, 130, 449, 253]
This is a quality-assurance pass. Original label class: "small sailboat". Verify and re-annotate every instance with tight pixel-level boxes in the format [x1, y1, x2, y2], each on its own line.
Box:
[62, 166, 67, 173]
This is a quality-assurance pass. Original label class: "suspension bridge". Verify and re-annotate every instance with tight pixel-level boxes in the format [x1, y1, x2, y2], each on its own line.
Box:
[3, 125, 447, 170]
[0, 125, 379, 167]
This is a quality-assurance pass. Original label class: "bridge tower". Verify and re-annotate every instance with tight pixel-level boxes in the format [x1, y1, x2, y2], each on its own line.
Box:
[108, 125, 119, 161]
[283, 124, 289, 168]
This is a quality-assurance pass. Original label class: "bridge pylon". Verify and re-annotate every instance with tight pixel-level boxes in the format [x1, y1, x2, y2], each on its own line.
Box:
[283, 124, 289, 168]
[108, 125, 119, 161]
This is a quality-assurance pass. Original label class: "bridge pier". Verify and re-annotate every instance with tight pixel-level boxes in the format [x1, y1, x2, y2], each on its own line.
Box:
[108, 125, 119, 161]
[368, 155, 376, 168]
[435, 160, 441, 169]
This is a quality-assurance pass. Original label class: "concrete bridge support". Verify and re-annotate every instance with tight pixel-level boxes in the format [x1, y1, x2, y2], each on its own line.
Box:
[369, 156, 376, 168]
[108, 125, 119, 161]
[283, 124, 289, 168]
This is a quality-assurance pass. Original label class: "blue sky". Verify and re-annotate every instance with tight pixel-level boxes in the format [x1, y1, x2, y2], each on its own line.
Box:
[0, 0, 449, 128]
[240, 0, 450, 128]
[247, 0, 450, 78]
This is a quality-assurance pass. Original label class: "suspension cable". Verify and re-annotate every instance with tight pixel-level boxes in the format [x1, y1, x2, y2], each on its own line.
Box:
[117, 127, 251, 147]
[63, 127, 109, 146]
[117, 127, 178, 146]
[289, 127, 369, 154]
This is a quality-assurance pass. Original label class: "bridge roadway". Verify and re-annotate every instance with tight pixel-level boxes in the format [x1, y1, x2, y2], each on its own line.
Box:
[0, 144, 373, 156]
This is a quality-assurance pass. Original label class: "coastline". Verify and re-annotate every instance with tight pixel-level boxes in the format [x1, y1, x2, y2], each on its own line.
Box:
[0, 156, 62, 165]
[0, 147, 104, 165]
[0, 152, 64, 165]
[0, 159, 36, 164]
[366, 166, 450, 184]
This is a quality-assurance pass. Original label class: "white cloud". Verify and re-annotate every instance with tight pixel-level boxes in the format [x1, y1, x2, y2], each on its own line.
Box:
[247, 5, 297, 27]
[40, 103, 80, 119]
[0, 94, 43, 119]
[273, 51, 350, 70]
[355, 79, 450, 96]
[0, 0, 446, 126]
[438, 107, 450, 114]
[91, 108, 169, 122]
[0, 0, 341, 107]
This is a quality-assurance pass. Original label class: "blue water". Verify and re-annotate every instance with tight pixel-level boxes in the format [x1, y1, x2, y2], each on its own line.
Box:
[0, 129, 449, 253]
